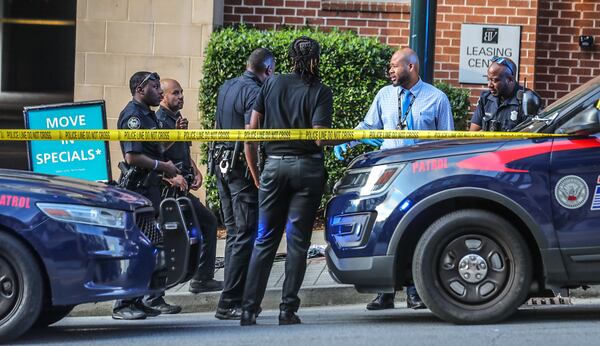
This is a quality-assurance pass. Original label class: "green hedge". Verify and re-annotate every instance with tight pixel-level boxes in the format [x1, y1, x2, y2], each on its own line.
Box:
[198, 26, 470, 212]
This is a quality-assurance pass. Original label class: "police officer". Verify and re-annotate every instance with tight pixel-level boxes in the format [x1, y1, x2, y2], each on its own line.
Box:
[470, 56, 537, 132]
[151, 78, 221, 307]
[213, 48, 275, 320]
[240, 37, 333, 326]
[113, 71, 179, 320]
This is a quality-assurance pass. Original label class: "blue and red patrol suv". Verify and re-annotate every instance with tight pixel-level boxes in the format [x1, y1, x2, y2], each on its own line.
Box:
[325, 75, 600, 324]
[0, 170, 168, 342]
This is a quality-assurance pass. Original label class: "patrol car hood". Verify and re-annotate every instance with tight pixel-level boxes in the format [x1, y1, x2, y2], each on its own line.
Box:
[0, 169, 151, 211]
[349, 139, 509, 169]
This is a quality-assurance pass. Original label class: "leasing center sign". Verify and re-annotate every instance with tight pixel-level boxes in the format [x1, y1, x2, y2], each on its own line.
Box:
[24, 101, 111, 181]
[459, 24, 521, 84]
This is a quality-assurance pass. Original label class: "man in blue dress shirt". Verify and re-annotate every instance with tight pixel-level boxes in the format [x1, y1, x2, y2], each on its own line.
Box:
[334, 48, 454, 311]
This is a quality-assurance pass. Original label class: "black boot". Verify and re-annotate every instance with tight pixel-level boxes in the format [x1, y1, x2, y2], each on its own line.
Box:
[366, 293, 395, 310]
[278, 310, 301, 325]
[406, 285, 426, 310]
[240, 310, 257, 326]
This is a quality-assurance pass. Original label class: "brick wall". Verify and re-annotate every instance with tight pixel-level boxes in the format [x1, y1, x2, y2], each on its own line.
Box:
[75, 0, 217, 198]
[224, 0, 599, 107]
[535, 0, 600, 101]
[433, 0, 540, 105]
[223, 0, 411, 46]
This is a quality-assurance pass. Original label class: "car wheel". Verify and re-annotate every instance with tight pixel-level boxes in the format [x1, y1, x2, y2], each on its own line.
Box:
[33, 305, 75, 328]
[0, 232, 44, 342]
[413, 209, 532, 324]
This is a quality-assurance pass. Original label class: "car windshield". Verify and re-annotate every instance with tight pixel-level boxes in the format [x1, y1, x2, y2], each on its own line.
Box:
[518, 75, 600, 133]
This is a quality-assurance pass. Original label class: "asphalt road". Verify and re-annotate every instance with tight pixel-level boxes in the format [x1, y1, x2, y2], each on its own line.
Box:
[11, 303, 600, 346]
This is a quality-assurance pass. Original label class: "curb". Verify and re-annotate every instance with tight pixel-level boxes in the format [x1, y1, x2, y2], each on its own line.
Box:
[69, 285, 600, 317]
[70, 285, 376, 317]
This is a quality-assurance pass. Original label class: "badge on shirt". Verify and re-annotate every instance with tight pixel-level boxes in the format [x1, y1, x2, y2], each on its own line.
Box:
[510, 110, 518, 121]
[127, 116, 141, 129]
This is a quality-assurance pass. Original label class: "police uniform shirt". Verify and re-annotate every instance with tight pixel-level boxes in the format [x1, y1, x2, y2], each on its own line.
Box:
[253, 73, 333, 155]
[156, 106, 192, 174]
[215, 71, 263, 149]
[471, 84, 525, 131]
[117, 100, 163, 160]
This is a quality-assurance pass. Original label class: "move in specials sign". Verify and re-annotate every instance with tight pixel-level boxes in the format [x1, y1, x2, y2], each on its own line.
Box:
[459, 24, 522, 84]
[24, 100, 112, 182]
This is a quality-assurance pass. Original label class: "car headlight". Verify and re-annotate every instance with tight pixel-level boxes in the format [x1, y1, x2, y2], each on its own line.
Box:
[37, 203, 126, 229]
[334, 163, 406, 196]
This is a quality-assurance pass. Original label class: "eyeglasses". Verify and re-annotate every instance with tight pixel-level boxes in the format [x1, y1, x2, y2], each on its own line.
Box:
[490, 56, 515, 76]
[137, 72, 160, 89]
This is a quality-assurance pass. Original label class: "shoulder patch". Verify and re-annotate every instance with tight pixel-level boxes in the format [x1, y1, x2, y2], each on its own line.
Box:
[127, 116, 141, 130]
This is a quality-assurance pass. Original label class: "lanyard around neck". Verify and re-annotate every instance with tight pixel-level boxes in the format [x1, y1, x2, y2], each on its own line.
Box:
[398, 90, 416, 129]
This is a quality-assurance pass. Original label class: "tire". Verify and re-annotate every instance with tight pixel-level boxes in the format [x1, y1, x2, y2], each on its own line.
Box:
[413, 209, 532, 324]
[0, 232, 44, 342]
[33, 305, 75, 328]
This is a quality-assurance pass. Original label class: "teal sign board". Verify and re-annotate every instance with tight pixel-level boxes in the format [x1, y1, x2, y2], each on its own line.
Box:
[24, 101, 111, 181]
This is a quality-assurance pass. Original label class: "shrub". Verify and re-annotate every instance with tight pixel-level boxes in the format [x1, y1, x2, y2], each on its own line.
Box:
[199, 26, 471, 212]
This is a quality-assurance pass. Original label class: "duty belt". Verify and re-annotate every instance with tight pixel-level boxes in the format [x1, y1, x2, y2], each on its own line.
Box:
[267, 152, 324, 160]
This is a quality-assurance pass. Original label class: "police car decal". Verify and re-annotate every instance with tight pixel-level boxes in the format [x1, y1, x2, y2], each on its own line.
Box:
[591, 186, 600, 211]
[127, 116, 141, 129]
[555, 175, 589, 209]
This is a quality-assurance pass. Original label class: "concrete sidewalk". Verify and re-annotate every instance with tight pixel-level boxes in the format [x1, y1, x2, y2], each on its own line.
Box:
[71, 230, 600, 316]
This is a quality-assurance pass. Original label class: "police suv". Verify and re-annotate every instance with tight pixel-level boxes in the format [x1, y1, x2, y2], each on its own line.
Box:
[325, 75, 600, 324]
[0, 170, 200, 342]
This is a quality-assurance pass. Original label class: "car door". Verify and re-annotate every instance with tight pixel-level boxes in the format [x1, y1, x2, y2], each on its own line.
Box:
[551, 95, 600, 282]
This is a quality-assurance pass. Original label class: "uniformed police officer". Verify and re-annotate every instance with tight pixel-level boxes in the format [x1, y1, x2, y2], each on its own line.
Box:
[213, 48, 275, 320]
[240, 37, 333, 326]
[113, 71, 179, 320]
[470, 56, 538, 132]
[141, 78, 221, 313]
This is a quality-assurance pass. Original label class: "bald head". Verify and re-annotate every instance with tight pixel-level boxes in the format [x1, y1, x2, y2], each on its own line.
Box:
[160, 78, 184, 112]
[389, 48, 421, 88]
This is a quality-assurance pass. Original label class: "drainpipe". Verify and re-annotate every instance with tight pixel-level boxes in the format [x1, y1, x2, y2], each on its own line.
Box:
[409, 0, 437, 84]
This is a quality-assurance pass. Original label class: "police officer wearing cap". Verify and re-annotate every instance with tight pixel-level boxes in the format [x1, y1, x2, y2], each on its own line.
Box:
[112, 71, 179, 320]
[213, 48, 275, 320]
[240, 36, 333, 326]
[470, 56, 540, 132]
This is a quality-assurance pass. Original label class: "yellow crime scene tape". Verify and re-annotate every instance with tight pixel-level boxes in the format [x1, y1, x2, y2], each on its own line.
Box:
[0, 129, 567, 142]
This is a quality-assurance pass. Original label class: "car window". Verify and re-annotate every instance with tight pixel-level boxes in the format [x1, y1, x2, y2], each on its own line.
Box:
[518, 75, 600, 133]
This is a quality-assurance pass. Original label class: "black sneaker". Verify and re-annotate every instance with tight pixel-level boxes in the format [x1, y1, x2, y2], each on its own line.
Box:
[147, 297, 182, 314]
[189, 279, 224, 294]
[215, 307, 242, 320]
[134, 301, 161, 317]
[112, 304, 147, 320]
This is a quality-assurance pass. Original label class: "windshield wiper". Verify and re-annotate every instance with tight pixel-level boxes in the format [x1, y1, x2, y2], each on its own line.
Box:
[531, 112, 558, 125]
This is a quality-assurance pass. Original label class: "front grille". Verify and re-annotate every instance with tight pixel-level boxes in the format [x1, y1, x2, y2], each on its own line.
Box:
[135, 209, 163, 245]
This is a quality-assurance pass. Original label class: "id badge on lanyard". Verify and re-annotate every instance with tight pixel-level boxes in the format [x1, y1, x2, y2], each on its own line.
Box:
[397, 94, 416, 130]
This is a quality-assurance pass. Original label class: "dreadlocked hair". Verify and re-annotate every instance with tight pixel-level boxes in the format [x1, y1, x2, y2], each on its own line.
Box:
[289, 36, 321, 85]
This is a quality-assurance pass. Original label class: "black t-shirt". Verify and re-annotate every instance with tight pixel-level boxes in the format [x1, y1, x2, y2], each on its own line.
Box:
[117, 100, 163, 160]
[253, 73, 333, 155]
[156, 106, 192, 174]
[215, 71, 263, 149]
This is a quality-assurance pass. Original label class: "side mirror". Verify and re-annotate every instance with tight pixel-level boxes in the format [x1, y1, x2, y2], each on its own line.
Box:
[559, 107, 600, 135]
[522, 90, 542, 116]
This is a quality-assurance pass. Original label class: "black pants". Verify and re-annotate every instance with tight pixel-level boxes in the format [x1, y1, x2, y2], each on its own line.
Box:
[242, 155, 325, 313]
[215, 169, 237, 267]
[216, 166, 258, 309]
